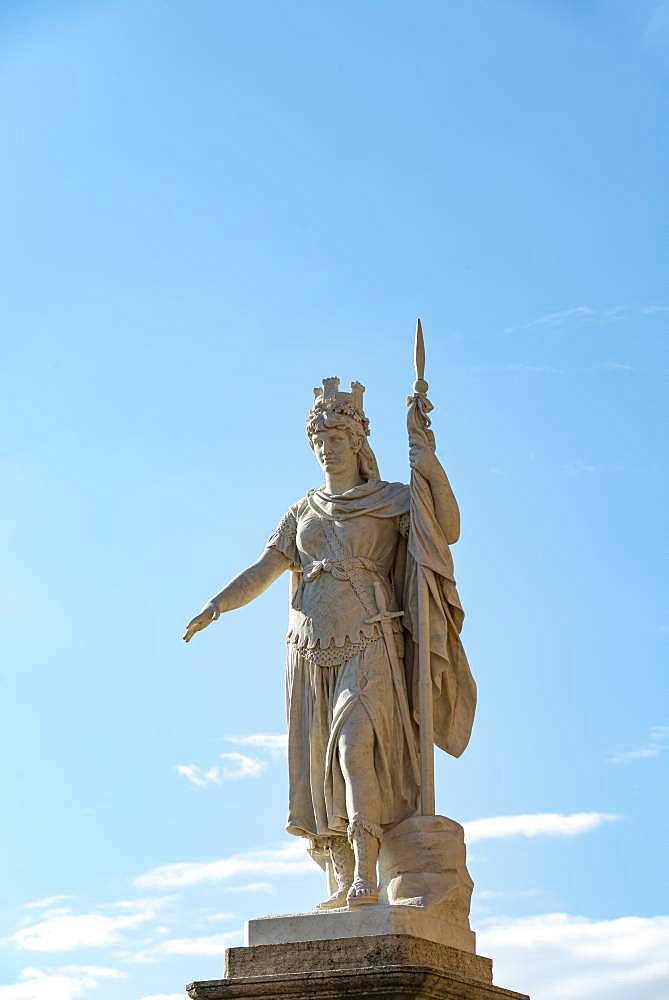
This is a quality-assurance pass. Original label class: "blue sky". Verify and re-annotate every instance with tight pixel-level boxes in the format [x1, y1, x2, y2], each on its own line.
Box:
[1, 2, 667, 998]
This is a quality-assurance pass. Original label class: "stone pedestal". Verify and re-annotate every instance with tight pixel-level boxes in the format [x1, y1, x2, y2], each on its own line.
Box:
[186, 932, 529, 999]
[186, 817, 528, 999]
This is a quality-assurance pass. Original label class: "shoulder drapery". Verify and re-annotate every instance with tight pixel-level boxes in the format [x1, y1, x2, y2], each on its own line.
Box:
[307, 480, 409, 521]
[269, 478, 476, 757]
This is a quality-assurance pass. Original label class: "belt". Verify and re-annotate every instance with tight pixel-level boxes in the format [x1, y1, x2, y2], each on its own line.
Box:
[292, 557, 385, 614]
[302, 556, 384, 583]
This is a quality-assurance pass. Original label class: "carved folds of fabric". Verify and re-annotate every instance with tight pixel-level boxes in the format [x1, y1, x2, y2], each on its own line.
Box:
[266, 511, 299, 568]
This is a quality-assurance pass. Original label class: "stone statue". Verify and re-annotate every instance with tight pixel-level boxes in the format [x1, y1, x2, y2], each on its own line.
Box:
[183, 322, 476, 914]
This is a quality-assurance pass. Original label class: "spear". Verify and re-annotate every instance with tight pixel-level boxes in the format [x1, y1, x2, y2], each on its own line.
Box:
[408, 318, 436, 815]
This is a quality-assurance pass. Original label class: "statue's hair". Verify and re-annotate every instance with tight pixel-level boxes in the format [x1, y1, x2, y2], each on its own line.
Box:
[307, 410, 380, 482]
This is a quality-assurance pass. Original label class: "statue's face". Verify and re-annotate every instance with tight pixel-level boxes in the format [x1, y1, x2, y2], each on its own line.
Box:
[311, 427, 360, 476]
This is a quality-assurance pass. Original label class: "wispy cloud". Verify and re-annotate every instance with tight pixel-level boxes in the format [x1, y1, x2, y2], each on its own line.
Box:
[597, 361, 634, 372]
[174, 764, 221, 787]
[504, 303, 667, 334]
[23, 896, 69, 911]
[478, 912, 669, 1000]
[607, 725, 669, 765]
[12, 899, 166, 952]
[464, 812, 618, 842]
[476, 888, 542, 901]
[204, 911, 238, 922]
[505, 362, 562, 374]
[219, 752, 265, 778]
[135, 840, 314, 890]
[156, 930, 242, 956]
[131, 929, 243, 964]
[504, 305, 599, 333]
[223, 881, 274, 895]
[0, 965, 123, 1000]
[640, 304, 669, 314]
[225, 733, 289, 757]
[175, 752, 265, 786]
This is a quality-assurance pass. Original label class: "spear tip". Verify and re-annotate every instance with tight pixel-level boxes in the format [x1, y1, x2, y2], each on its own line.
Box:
[413, 317, 428, 393]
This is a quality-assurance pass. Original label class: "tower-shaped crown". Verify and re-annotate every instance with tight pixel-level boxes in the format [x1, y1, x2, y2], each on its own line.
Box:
[308, 377, 370, 436]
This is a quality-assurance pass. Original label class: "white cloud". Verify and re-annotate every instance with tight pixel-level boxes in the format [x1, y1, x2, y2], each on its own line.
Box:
[23, 896, 69, 911]
[0, 966, 122, 1000]
[131, 927, 243, 964]
[219, 752, 265, 779]
[607, 725, 669, 765]
[12, 900, 163, 952]
[464, 812, 618, 842]
[224, 881, 274, 895]
[158, 930, 242, 956]
[225, 733, 289, 757]
[175, 764, 221, 787]
[479, 912, 669, 1000]
[476, 888, 541, 901]
[504, 302, 667, 334]
[504, 306, 598, 333]
[176, 752, 265, 786]
[136, 840, 314, 890]
[609, 747, 661, 763]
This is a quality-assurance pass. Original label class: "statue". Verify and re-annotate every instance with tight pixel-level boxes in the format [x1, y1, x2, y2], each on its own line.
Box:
[183, 321, 476, 913]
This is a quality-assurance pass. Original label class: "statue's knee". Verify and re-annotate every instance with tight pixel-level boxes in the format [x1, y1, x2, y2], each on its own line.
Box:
[338, 715, 373, 771]
[338, 731, 354, 771]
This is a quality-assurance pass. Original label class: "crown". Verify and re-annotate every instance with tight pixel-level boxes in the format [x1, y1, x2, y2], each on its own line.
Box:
[307, 377, 370, 436]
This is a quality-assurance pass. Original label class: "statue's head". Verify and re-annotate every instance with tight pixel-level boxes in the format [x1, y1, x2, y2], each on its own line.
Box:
[306, 377, 380, 482]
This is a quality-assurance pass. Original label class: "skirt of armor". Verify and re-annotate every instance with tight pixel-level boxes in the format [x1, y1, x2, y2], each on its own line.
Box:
[284, 633, 419, 842]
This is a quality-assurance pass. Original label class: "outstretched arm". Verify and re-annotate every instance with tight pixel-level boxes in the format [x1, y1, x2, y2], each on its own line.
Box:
[409, 445, 460, 544]
[183, 547, 291, 642]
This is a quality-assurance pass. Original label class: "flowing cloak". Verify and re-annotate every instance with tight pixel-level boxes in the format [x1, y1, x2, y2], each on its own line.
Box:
[304, 478, 476, 757]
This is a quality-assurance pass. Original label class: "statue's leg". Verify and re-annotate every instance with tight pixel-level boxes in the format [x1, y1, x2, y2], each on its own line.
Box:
[338, 701, 381, 822]
[338, 702, 383, 906]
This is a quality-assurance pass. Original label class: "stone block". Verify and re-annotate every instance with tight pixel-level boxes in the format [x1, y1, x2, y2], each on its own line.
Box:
[246, 903, 475, 954]
[186, 933, 530, 1000]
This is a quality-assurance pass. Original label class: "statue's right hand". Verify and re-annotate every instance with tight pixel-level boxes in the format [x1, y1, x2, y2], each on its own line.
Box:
[183, 603, 219, 642]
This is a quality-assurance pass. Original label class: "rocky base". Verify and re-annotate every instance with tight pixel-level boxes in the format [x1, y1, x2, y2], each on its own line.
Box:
[186, 933, 529, 1000]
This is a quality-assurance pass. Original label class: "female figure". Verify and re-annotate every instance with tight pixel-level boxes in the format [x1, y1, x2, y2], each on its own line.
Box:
[183, 378, 475, 909]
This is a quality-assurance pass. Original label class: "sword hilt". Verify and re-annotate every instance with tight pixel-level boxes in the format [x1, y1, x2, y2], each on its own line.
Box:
[365, 580, 404, 624]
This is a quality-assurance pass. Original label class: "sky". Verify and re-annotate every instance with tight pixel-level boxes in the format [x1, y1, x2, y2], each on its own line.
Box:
[0, 1, 667, 998]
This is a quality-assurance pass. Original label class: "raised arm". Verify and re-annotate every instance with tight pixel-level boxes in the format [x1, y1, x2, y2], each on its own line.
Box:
[409, 445, 460, 544]
[182, 546, 291, 642]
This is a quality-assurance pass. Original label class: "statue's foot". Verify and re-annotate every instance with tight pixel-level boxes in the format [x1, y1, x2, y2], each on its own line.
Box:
[347, 879, 379, 908]
[315, 887, 349, 911]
